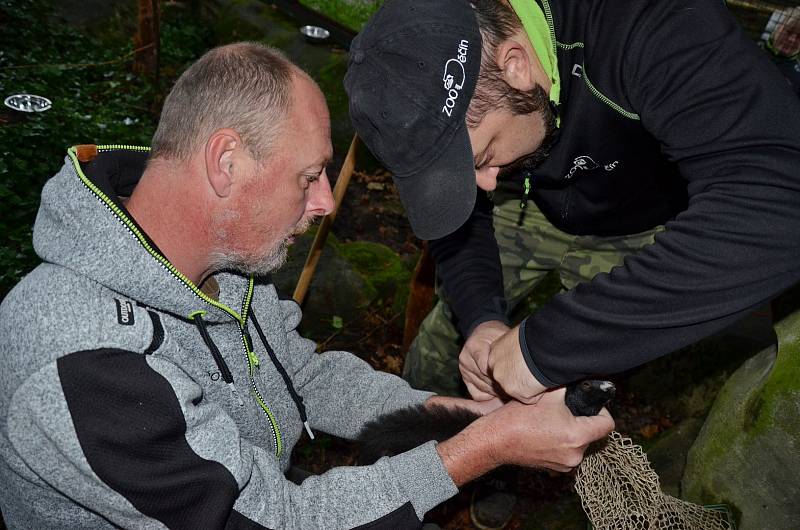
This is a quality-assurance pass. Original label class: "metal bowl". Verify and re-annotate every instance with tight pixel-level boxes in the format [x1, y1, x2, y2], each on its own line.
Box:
[4, 94, 52, 113]
[299, 25, 330, 42]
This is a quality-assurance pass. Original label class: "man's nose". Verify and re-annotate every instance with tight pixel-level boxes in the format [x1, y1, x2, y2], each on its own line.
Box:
[475, 165, 500, 191]
[308, 171, 335, 217]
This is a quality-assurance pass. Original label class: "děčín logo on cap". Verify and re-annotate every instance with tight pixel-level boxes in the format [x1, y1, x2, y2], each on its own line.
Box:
[441, 39, 470, 117]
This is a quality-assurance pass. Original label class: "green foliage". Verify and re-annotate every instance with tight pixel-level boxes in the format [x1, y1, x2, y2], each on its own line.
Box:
[0, 0, 214, 298]
[298, 0, 381, 31]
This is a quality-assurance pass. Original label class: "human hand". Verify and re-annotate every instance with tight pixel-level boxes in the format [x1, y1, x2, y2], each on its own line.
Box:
[459, 320, 510, 401]
[426, 394, 504, 417]
[771, 7, 800, 57]
[486, 324, 547, 404]
[480, 388, 615, 472]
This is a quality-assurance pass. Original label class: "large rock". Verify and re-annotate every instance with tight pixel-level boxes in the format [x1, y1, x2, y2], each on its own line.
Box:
[272, 231, 376, 339]
[271, 231, 413, 340]
[681, 304, 800, 528]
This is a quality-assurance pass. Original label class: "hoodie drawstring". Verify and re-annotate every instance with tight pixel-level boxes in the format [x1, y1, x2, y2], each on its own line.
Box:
[192, 313, 244, 406]
[248, 307, 314, 441]
[191, 309, 313, 440]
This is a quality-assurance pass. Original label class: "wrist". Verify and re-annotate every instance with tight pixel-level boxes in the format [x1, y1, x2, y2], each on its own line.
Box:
[517, 319, 556, 389]
[468, 319, 510, 340]
[435, 418, 499, 487]
[465, 316, 509, 338]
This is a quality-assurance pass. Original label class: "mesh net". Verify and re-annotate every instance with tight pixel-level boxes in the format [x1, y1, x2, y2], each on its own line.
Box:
[727, 0, 798, 45]
[574, 432, 733, 530]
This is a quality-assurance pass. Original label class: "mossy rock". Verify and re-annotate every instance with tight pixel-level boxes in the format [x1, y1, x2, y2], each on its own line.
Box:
[271, 230, 376, 338]
[681, 301, 800, 529]
[645, 417, 705, 498]
[337, 240, 412, 314]
[272, 232, 413, 338]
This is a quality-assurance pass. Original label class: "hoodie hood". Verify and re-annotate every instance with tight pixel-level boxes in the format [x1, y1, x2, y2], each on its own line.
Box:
[33, 145, 248, 324]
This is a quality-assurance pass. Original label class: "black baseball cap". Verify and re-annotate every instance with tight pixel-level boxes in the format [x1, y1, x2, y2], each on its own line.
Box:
[344, 0, 482, 240]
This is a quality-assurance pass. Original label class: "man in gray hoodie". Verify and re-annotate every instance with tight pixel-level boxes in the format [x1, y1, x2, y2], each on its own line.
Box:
[0, 42, 613, 529]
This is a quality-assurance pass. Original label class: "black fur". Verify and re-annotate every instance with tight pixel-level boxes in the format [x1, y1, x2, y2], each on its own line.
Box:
[356, 380, 615, 464]
[564, 379, 615, 416]
[357, 404, 479, 464]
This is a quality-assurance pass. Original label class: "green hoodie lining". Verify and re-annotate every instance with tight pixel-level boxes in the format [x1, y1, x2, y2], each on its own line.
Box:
[508, 0, 560, 109]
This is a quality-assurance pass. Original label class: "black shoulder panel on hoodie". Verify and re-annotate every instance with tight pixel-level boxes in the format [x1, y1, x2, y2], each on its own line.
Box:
[58, 348, 263, 530]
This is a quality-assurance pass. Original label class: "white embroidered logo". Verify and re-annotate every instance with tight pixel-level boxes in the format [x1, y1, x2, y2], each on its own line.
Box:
[441, 39, 469, 117]
[564, 155, 619, 179]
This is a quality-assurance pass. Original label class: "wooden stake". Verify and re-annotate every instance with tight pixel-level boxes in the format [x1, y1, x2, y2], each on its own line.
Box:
[402, 242, 436, 353]
[726, 0, 783, 13]
[293, 135, 360, 305]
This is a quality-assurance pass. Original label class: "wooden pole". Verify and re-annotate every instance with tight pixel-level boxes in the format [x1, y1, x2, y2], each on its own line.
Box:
[402, 242, 437, 353]
[726, 0, 783, 13]
[293, 135, 360, 305]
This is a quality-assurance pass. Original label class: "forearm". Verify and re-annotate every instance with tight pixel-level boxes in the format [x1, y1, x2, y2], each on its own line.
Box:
[435, 421, 498, 487]
[430, 191, 508, 336]
[297, 349, 434, 437]
[522, 175, 800, 385]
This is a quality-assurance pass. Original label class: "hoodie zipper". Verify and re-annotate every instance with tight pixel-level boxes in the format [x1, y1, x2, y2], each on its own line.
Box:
[68, 145, 284, 457]
[239, 279, 284, 456]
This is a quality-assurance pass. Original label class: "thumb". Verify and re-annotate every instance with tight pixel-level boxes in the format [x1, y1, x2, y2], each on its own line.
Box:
[579, 408, 615, 440]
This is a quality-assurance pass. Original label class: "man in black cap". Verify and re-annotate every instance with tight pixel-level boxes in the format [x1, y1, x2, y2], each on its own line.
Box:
[345, 0, 800, 413]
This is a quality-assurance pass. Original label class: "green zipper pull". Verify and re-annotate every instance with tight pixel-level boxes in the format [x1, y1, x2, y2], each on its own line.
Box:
[517, 174, 532, 226]
[248, 350, 260, 368]
[243, 330, 260, 368]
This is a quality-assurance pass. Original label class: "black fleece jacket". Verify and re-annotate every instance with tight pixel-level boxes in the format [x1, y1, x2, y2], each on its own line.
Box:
[430, 0, 800, 386]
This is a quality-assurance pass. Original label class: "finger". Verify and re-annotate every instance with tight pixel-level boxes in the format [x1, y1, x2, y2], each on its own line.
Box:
[596, 407, 613, 419]
[470, 344, 490, 374]
[462, 370, 497, 398]
[464, 380, 498, 401]
[515, 388, 546, 405]
[473, 397, 505, 413]
[458, 351, 481, 376]
[460, 361, 495, 388]
[460, 346, 490, 377]
[515, 393, 544, 405]
[579, 412, 616, 439]
[459, 356, 496, 396]
[542, 387, 567, 400]
[542, 462, 574, 473]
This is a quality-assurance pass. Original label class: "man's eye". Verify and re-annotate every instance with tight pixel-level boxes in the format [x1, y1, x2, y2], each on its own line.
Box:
[303, 174, 319, 187]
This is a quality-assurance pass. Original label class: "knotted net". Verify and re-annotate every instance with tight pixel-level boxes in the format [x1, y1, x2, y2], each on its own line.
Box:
[574, 432, 733, 530]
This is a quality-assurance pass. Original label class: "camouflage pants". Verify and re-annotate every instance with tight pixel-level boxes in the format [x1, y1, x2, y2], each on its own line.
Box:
[403, 186, 664, 396]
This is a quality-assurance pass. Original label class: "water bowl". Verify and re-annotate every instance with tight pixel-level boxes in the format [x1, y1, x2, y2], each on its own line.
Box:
[300, 25, 330, 43]
[4, 94, 52, 113]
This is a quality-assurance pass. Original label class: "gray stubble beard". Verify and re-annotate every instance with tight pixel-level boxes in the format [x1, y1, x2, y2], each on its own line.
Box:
[209, 210, 314, 277]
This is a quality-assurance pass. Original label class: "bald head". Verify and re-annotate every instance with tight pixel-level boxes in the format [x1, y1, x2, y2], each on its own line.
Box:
[150, 42, 297, 163]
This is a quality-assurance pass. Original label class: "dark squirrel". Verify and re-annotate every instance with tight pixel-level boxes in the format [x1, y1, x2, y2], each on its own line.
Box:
[356, 380, 615, 464]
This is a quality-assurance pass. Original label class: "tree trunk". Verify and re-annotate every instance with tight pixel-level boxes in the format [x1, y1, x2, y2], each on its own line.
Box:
[133, 0, 160, 87]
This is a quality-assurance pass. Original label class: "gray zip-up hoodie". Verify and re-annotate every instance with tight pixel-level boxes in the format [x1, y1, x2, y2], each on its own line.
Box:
[0, 145, 457, 529]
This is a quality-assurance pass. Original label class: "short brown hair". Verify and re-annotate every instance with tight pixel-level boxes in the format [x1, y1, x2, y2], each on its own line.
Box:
[150, 42, 294, 161]
[468, 0, 547, 127]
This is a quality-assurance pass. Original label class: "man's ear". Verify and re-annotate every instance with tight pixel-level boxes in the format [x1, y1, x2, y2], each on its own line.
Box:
[204, 129, 241, 198]
[496, 37, 537, 92]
